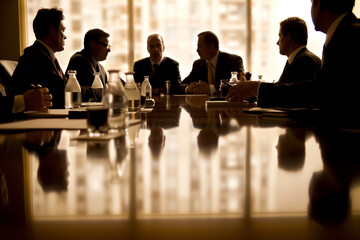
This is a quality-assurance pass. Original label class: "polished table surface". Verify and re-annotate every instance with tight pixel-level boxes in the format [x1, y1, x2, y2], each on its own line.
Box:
[1, 95, 360, 240]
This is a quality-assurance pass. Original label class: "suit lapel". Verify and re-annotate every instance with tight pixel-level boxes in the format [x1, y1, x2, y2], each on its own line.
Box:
[293, 47, 307, 62]
[214, 52, 225, 84]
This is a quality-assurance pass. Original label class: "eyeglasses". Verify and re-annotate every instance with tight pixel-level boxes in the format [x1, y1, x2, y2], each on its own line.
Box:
[96, 41, 111, 49]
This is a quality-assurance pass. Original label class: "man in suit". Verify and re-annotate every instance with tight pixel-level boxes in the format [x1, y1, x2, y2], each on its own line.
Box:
[133, 34, 181, 94]
[11, 7, 67, 109]
[182, 31, 245, 95]
[66, 28, 111, 102]
[226, 0, 360, 111]
[277, 17, 321, 84]
[0, 63, 52, 122]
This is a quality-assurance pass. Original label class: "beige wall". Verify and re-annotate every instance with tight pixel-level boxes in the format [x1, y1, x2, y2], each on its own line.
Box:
[0, 0, 21, 61]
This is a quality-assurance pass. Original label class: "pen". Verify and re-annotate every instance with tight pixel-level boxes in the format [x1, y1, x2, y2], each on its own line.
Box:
[31, 84, 43, 89]
[222, 81, 233, 87]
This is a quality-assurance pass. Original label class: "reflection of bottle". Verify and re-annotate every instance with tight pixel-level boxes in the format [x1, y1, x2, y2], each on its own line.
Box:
[124, 72, 141, 111]
[141, 76, 152, 105]
[65, 70, 82, 109]
[165, 80, 171, 95]
[104, 70, 128, 131]
[229, 71, 238, 85]
[91, 72, 104, 102]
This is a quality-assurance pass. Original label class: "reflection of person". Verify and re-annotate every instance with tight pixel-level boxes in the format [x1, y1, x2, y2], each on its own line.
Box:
[197, 128, 218, 157]
[146, 96, 181, 129]
[148, 126, 166, 159]
[276, 17, 321, 83]
[133, 34, 182, 94]
[227, 0, 360, 111]
[276, 128, 309, 171]
[309, 130, 360, 226]
[66, 28, 111, 102]
[181, 31, 245, 95]
[12, 7, 67, 109]
[37, 149, 69, 192]
[1, 64, 52, 122]
[23, 130, 69, 192]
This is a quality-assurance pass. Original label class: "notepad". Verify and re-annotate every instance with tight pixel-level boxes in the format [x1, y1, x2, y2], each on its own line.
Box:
[24, 109, 70, 118]
[205, 100, 247, 110]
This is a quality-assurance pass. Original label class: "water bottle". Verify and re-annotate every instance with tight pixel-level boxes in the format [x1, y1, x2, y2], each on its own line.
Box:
[140, 76, 152, 105]
[65, 70, 82, 109]
[91, 72, 104, 102]
[124, 72, 141, 111]
[229, 71, 238, 85]
[103, 70, 128, 131]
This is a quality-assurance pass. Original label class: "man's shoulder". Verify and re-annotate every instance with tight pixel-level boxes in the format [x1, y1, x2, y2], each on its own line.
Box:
[134, 57, 150, 65]
[299, 48, 321, 62]
[192, 58, 206, 66]
[69, 50, 91, 62]
[219, 51, 242, 61]
[22, 41, 49, 59]
[162, 57, 179, 66]
[341, 13, 360, 36]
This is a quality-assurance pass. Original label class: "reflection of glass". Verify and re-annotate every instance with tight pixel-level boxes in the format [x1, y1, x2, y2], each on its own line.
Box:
[86, 107, 109, 136]
[107, 137, 129, 182]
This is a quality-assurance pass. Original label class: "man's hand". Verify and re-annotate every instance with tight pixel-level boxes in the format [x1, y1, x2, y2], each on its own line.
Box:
[24, 88, 53, 112]
[187, 81, 209, 94]
[226, 81, 261, 102]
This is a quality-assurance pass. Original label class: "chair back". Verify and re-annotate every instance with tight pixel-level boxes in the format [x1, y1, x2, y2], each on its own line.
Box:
[0, 60, 18, 77]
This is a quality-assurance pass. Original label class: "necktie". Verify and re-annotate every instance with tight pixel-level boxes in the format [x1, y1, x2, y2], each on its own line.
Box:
[207, 61, 214, 85]
[153, 64, 160, 83]
[96, 63, 105, 86]
[207, 61, 217, 95]
[54, 58, 64, 78]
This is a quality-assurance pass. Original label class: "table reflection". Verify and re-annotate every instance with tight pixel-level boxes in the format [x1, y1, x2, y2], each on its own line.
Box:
[27, 130, 130, 219]
[1, 95, 360, 239]
[309, 129, 360, 225]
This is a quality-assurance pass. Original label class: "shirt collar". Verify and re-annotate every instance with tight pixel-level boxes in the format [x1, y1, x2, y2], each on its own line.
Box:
[36, 40, 56, 62]
[324, 13, 347, 47]
[208, 51, 219, 67]
[288, 46, 306, 64]
[151, 57, 164, 66]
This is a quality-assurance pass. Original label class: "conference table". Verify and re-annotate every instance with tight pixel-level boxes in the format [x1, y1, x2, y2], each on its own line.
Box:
[1, 95, 360, 240]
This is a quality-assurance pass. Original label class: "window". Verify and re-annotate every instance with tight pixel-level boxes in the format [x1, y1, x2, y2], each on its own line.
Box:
[27, 0, 353, 82]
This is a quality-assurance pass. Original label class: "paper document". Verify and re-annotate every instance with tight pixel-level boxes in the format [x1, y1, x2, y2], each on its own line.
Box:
[24, 109, 69, 118]
[243, 107, 289, 117]
[0, 119, 141, 131]
[0, 118, 86, 130]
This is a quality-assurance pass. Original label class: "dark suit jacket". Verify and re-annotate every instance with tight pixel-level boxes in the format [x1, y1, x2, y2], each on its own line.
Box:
[278, 47, 321, 83]
[181, 51, 244, 92]
[133, 57, 181, 94]
[11, 41, 66, 108]
[0, 64, 14, 122]
[258, 13, 360, 110]
[66, 49, 107, 102]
